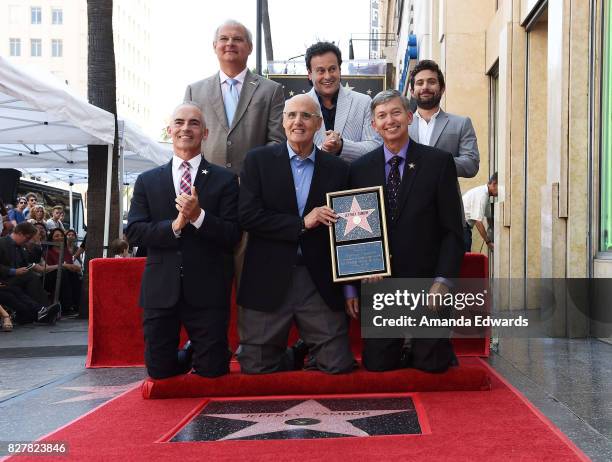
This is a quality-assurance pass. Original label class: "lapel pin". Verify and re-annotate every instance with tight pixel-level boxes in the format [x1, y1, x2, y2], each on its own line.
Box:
[249, 81, 257, 85]
[408, 163, 416, 169]
[202, 169, 209, 175]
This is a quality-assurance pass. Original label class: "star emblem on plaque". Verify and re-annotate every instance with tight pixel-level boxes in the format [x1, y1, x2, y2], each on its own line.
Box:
[327, 186, 391, 281]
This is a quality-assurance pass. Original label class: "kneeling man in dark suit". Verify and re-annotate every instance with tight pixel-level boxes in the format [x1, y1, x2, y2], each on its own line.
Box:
[237, 94, 355, 374]
[127, 103, 241, 379]
[348, 90, 464, 373]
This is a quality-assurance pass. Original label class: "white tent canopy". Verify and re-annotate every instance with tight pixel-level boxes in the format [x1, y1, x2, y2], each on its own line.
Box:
[0, 56, 171, 252]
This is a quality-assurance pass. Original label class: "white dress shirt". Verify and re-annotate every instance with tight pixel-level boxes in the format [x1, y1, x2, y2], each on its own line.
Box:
[171, 154, 205, 232]
[219, 67, 248, 104]
[462, 184, 489, 227]
[414, 108, 441, 146]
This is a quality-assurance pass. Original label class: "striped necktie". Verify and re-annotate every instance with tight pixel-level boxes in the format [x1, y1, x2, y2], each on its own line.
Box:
[180, 161, 192, 195]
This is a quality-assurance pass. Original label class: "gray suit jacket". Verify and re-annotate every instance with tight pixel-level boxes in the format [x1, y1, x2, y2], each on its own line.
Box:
[184, 70, 285, 175]
[409, 109, 479, 178]
[307, 86, 381, 162]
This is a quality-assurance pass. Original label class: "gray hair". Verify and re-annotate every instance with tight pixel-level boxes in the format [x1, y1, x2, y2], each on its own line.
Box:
[171, 101, 206, 126]
[283, 94, 322, 117]
[213, 20, 253, 46]
[370, 89, 412, 116]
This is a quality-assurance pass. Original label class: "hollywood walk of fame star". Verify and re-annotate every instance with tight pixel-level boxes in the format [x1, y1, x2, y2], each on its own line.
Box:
[288, 90, 295, 96]
[53, 382, 141, 404]
[205, 399, 405, 440]
[337, 197, 375, 236]
[366, 89, 372, 95]
[343, 82, 354, 91]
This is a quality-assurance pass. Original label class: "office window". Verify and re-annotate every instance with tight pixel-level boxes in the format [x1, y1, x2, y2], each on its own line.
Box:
[9, 38, 21, 57]
[51, 39, 63, 57]
[31, 7, 41, 24]
[52, 8, 63, 25]
[30, 39, 42, 57]
[601, 0, 612, 251]
[9, 6, 22, 24]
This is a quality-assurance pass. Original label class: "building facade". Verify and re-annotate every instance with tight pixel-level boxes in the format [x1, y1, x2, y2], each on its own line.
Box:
[1, 0, 153, 132]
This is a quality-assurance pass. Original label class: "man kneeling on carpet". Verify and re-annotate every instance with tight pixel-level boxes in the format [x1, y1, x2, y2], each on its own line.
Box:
[347, 90, 464, 373]
[236, 94, 355, 374]
[127, 103, 241, 379]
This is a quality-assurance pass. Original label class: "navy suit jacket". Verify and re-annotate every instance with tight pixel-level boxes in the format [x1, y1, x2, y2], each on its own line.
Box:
[349, 140, 464, 279]
[127, 156, 241, 309]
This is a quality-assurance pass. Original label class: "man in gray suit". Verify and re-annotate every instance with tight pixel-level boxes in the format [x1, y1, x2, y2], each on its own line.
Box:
[184, 20, 285, 175]
[305, 42, 380, 162]
[408, 60, 479, 178]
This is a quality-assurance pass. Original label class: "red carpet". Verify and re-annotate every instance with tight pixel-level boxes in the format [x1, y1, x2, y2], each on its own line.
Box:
[142, 359, 490, 399]
[86, 253, 490, 368]
[9, 359, 587, 462]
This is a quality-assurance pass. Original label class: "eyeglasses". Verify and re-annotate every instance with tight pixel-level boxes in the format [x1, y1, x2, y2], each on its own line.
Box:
[283, 111, 321, 121]
[18, 201, 26, 205]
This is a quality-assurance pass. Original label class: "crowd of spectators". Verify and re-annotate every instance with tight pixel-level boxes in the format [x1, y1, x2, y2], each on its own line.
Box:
[0, 194, 85, 332]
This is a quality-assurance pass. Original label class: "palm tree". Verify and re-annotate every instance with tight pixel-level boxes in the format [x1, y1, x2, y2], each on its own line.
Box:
[81, 0, 120, 316]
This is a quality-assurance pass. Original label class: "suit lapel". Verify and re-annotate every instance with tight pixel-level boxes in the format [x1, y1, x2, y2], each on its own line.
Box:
[334, 86, 353, 135]
[192, 156, 211, 196]
[160, 160, 177, 215]
[230, 70, 259, 132]
[395, 140, 423, 220]
[304, 148, 328, 216]
[209, 74, 230, 132]
[275, 144, 300, 215]
[307, 88, 326, 146]
[429, 109, 448, 147]
[408, 120, 419, 143]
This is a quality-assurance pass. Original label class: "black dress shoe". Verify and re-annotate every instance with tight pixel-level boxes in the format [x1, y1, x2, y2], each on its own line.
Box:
[177, 340, 194, 374]
[289, 339, 309, 370]
[37, 303, 60, 324]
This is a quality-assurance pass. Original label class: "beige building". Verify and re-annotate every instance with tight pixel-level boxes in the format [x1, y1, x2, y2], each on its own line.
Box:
[1, 0, 153, 132]
[382, 0, 611, 337]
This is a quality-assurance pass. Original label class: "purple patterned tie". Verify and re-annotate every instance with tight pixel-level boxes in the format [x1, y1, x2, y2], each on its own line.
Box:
[180, 161, 192, 195]
[387, 155, 402, 220]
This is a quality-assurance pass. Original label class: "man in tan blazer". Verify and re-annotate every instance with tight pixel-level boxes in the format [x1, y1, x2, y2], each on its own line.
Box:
[184, 20, 285, 176]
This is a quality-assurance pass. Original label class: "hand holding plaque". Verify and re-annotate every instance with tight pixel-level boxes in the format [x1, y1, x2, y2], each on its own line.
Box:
[326, 186, 392, 282]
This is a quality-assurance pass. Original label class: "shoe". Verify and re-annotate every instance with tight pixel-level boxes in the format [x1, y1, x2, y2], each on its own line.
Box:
[37, 303, 60, 324]
[177, 340, 194, 374]
[289, 339, 309, 371]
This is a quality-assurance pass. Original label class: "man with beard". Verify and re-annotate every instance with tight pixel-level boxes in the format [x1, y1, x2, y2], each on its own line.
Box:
[408, 60, 479, 178]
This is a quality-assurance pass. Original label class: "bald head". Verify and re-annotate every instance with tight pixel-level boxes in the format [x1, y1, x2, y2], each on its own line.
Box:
[171, 102, 205, 127]
[284, 94, 321, 116]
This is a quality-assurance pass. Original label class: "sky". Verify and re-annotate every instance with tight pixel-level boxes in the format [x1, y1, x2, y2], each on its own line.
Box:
[149, 0, 372, 137]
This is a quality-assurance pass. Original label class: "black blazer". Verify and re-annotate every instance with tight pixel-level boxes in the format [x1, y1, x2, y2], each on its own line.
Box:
[0, 236, 27, 281]
[238, 143, 349, 312]
[127, 156, 241, 309]
[349, 141, 464, 279]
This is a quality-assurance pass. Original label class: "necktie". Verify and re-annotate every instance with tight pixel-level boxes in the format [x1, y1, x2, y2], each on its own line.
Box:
[180, 161, 192, 196]
[224, 78, 239, 125]
[387, 156, 402, 220]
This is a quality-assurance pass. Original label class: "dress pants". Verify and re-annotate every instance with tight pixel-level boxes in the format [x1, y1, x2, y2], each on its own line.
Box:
[5, 273, 48, 306]
[142, 294, 230, 379]
[237, 265, 354, 375]
[363, 337, 455, 373]
[0, 286, 41, 323]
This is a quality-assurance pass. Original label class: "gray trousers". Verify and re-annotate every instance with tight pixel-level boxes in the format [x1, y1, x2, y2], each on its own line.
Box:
[237, 266, 354, 374]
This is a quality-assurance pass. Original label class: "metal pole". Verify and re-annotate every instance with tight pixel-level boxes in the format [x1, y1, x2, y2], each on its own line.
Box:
[69, 182, 74, 230]
[256, 0, 262, 75]
[103, 144, 112, 258]
[119, 146, 125, 238]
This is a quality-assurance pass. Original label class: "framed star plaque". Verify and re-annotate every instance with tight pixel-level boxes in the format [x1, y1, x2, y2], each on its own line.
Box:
[326, 186, 391, 282]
